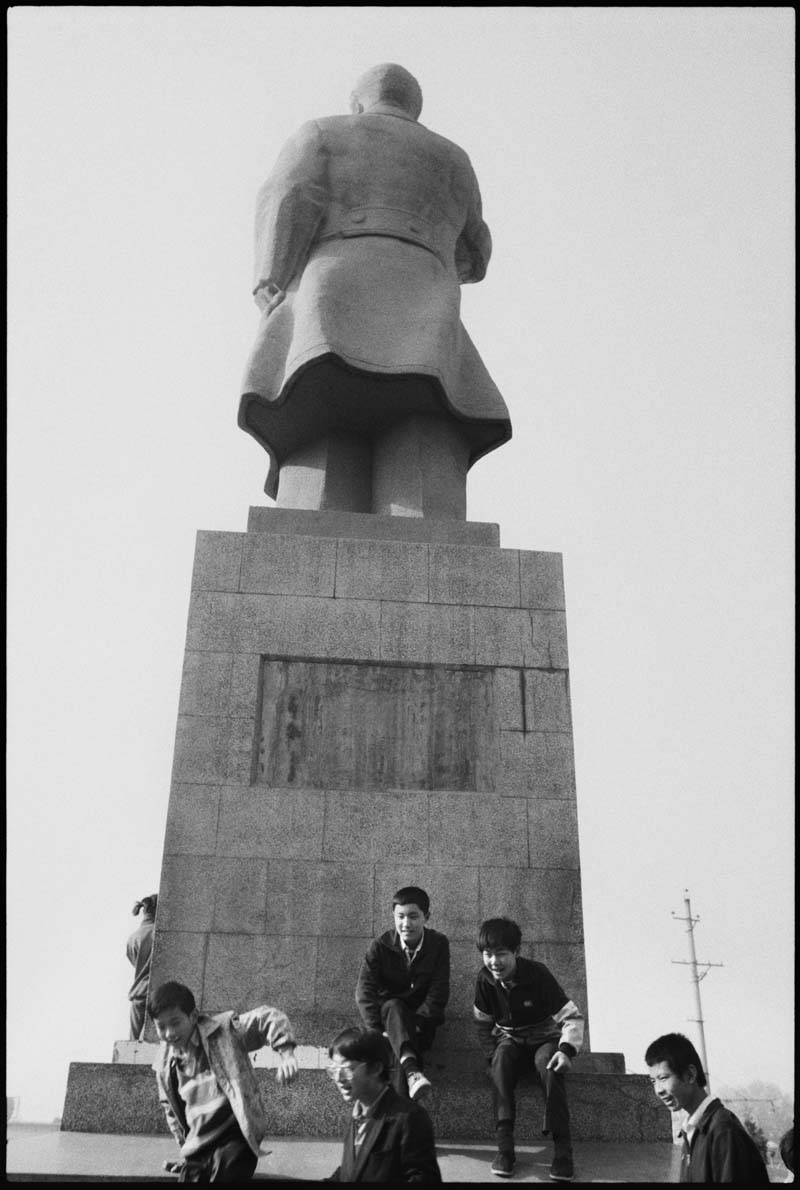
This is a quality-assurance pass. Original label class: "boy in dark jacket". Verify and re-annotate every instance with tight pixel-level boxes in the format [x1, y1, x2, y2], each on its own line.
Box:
[325, 1026, 441, 1182]
[356, 886, 450, 1102]
[645, 1032, 769, 1184]
[473, 917, 584, 1182]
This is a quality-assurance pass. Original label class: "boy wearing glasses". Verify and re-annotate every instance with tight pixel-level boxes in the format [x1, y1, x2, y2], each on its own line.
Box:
[355, 885, 450, 1102]
[325, 1026, 441, 1182]
[473, 917, 584, 1182]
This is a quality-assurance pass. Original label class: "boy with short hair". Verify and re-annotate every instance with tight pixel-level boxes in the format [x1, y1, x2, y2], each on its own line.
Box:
[644, 1032, 769, 1183]
[356, 886, 450, 1103]
[325, 1026, 442, 1182]
[473, 917, 584, 1182]
[149, 980, 298, 1182]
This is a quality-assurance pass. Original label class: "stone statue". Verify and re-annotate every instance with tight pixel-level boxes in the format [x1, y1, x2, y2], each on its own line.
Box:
[238, 63, 512, 518]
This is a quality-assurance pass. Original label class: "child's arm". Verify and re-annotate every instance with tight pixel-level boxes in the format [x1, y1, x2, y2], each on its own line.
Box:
[233, 1005, 296, 1052]
[546, 998, 584, 1072]
[232, 1005, 299, 1082]
[355, 943, 385, 1030]
[473, 1004, 498, 1060]
[553, 999, 584, 1054]
[472, 975, 498, 1060]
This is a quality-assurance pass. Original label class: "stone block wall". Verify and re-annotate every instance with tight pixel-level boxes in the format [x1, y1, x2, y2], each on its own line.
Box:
[150, 509, 588, 1055]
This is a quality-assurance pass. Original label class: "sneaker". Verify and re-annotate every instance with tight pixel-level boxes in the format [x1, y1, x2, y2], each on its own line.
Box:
[491, 1149, 515, 1178]
[405, 1069, 432, 1101]
[549, 1152, 574, 1181]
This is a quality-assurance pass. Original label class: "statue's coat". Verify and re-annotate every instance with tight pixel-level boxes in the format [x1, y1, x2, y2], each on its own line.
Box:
[239, 106, 511, 497]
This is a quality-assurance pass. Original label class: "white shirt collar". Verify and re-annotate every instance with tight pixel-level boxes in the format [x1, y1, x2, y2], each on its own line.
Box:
[685, 1093, 716, 1139]
[400, 929, 425, 960]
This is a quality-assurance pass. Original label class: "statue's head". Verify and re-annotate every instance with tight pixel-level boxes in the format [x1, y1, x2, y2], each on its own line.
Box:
[350, 63, 423, 120]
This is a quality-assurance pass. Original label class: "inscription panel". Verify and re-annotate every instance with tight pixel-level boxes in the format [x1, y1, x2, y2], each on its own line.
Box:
[256, 659, 498, 791]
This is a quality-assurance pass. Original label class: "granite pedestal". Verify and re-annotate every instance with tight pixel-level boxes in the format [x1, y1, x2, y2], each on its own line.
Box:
[62, 507, 669, 1144]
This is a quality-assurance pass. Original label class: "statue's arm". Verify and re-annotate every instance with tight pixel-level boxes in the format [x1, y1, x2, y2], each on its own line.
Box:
[253, 120, 329, 306]
[455, 167, 492, 284]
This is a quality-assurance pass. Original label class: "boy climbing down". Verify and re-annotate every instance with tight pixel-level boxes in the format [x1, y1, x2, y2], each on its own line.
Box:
[149, 980, 298, 1182]
[356, 886, 450, 1103]
[473, 917, 583, 1182]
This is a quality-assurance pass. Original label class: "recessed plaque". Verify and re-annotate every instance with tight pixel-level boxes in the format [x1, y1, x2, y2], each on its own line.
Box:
[256, 658, 497, 791]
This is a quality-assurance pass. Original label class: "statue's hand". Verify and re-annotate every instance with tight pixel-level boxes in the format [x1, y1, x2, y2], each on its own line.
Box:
[254, 282, 285, 316]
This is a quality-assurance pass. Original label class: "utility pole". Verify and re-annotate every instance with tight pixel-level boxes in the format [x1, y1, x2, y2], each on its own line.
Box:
[671, 889, 723, 1092]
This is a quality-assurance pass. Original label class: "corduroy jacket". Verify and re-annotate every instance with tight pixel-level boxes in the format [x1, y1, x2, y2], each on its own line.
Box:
[152, 1005, 295, 1157]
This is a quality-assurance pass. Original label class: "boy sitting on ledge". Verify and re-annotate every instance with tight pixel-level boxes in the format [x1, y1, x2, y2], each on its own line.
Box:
[356, 885, 450, 1103]
[473, 917, 584, 1182]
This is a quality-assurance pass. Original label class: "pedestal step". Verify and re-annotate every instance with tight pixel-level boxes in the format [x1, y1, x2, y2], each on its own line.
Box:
[62, 1063, 670, 1143]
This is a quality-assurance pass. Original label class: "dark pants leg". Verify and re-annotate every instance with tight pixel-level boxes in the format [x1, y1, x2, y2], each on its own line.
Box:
[380, 999, 437, 1096]
[490, 1038, 524, 1127]
[532, 1041, 571, 1140]
[380, 999, 436, 1066]
[178, 1134, 258, 1183]
[129, 997, 146, 1041]
[209, 1136, 258, 1182]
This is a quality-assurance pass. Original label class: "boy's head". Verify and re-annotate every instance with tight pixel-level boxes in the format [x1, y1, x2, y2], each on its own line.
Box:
[645, 1032, 707, 1114]
[477, 916, 522, 983]
[327, 1026, 390, 1104]
[392, 886, 430, 948]
[132, 894, 158, 918]
[147, 981, 198, 1050]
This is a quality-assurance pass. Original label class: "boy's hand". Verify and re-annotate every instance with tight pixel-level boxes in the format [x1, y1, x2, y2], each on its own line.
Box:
[275, 1049, 299, 1085]
[547, 1051, 572, 1074]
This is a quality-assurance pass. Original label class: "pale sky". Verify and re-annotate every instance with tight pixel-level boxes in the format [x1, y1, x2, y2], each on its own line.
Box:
[7, 7, 794, 1122]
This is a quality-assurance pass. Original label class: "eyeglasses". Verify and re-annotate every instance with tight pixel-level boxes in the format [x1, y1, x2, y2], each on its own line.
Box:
[326, 1061, 366, 1082]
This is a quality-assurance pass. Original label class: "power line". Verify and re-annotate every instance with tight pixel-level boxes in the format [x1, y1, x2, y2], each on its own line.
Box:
[671, 889, 723, 1092]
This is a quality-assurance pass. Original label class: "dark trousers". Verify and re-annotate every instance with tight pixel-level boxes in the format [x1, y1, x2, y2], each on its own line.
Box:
[178, 1132, 258, 1182]
[490, 1038, 571, 1139]
[129, 997, 146, 1041]
[380, 999, 437, 1095]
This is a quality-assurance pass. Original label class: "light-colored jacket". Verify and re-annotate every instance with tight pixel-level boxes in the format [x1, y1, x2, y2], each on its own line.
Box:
[152, 1006, 295, 1156]
[126, 916, 154, 1001]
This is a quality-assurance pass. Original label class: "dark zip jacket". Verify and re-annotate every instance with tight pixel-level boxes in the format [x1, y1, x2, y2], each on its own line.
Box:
[473, 956, 584, 1059]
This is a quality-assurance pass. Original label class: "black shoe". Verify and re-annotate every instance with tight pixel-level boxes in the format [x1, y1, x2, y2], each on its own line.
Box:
[549, 1151, 574, 1181]
[491, 1149, 515, 1178]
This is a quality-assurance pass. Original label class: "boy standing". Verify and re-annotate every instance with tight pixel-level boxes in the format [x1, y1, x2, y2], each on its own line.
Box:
[473, 917, 584, 1182]
[149, 980, 298, 1182]
[645, 1032, 769, 1183]
[325, 1026, 442, 1182]
[356, 886, 450, 1102]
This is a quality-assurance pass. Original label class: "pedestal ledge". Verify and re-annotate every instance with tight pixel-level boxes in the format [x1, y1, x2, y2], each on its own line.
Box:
[62, 1062, 670, 1143]
[246, 506, 501, 546]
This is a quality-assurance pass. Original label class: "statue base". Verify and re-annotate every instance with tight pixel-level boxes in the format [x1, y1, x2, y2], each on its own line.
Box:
[61, 506, 667, 1144]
